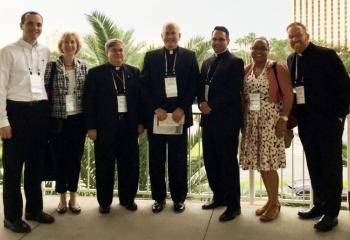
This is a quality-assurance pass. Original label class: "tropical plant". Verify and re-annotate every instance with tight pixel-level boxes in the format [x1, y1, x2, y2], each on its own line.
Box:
[268, 38, 292, 63]
[84, 10, 146, 68]
[185, 36, 211, 67]
[235, 32, 256, 63]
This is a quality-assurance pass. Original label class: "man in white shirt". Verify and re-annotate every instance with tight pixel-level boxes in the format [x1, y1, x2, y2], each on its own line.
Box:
[0, 11, 54, 233]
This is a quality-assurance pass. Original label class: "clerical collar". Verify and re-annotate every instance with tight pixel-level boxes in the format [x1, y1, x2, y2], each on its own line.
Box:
[296, 42, 313, 57]
[214, 49, 229, 58]
[164, 47, 179, 55]
[108, 63, 123, 71]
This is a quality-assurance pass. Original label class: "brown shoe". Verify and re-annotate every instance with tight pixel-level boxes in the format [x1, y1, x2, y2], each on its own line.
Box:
[255, 202, 269, 216]
[260, 203, 281, 222]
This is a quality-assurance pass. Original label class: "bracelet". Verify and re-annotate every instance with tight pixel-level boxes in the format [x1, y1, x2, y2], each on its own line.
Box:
[280, 116, 288, 121]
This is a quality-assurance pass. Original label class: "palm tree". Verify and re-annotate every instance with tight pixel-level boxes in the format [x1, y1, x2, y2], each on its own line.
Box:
[84, 11, 146, 68]
[185, 36, 211, 67]
[72, 11, 213, 194]
[79, 11, 148, 191]
[235, 32, 256, 64]
[268, 38, 292, 63]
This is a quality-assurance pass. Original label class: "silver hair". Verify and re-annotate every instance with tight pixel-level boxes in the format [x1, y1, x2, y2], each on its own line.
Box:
[162, 22, 181, 34]
[105, 39, 124, 52]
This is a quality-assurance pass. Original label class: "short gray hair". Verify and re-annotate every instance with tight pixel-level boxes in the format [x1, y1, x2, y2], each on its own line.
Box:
[162, 22, 181, 34]
[105, 39, 124, 52]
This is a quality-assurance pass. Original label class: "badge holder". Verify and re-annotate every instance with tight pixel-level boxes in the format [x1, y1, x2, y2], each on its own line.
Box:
[165, 76, 178, 98]
[117, 95, 128, 113]
[249, 93, 261, 111]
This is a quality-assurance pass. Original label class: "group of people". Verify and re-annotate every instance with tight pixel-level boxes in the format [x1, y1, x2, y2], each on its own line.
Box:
[0, 11, 349, 234]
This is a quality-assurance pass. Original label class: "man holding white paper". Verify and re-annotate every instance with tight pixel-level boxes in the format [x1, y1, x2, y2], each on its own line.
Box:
[141, 22, 200, 213]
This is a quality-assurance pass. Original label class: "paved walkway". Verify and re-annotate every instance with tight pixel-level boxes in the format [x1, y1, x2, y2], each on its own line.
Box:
[0, 196, 349, 240]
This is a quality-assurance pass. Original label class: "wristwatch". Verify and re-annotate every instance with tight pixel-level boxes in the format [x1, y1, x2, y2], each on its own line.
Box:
[280, 116, 288, 121]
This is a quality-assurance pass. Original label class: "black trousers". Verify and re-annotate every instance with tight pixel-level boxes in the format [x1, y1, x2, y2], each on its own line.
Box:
[52, 114, 86, 193]
[2, 100, 49, 221]
[298, 114, 344, 217]
[202, 124, 241, 210]
[148, 131, 188, 203]
[94, 119, 139, 208]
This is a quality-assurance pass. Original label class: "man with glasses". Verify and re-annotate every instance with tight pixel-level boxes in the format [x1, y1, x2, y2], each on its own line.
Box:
[287, 22, 350, 232]
[140, 22, 199, 213]
[84, 39, 143, 214]
[0, 11, 54, 233]
[198, 26, 244, 222]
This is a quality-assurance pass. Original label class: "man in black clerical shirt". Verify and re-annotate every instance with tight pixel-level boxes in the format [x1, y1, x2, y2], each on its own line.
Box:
[140, 23, 200, 213]
[198, 26, 244, 222]
[287, 22, 350, 232]
[84, 39, 144, 214]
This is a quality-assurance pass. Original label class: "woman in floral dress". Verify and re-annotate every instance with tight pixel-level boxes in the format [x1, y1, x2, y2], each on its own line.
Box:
[240, 38, 293, 221]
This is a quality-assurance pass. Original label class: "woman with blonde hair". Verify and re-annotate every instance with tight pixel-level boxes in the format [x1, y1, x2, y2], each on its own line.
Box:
[44, 32, 87, 214]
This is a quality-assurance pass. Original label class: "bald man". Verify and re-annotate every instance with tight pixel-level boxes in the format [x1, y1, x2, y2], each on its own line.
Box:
[287, 22, 350, 232]
[140, 22, 200, 213]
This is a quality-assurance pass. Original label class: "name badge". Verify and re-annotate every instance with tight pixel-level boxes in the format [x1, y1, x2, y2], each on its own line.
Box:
[30, 74, 43, 94]
[205, 84, 209, 101]
[117, 95, 128, 113]
[295, 86, 305, 104]
[66, 95, 77, 112]
[249, 93, 260, 111]
[164, 76, 178, 98]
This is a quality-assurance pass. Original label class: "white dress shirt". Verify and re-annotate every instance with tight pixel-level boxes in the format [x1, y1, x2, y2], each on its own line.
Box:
[0, 38, 50, 127]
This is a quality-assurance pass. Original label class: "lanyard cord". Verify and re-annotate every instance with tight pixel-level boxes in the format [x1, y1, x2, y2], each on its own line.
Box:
[63, 67, 77, 94]
[165, 52, 177, 76]
[23, 47, 42, 75]
[249, 60, 269, 91]
[205, 58, 223, 84]
[111, 70, 126, 94]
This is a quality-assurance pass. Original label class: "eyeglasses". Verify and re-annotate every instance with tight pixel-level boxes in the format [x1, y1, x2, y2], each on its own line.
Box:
[251, 46, 268, 52]
[211, 37, 227, 42]
[109, 48, 123, 53]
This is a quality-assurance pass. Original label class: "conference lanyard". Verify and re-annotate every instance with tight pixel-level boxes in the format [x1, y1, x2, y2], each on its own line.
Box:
[111, 69, 126, 94]
[22, 47, 43, 76]
[165, 52, 177, 76]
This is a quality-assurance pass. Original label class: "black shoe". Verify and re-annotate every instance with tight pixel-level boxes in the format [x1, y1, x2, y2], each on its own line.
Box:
[298, 206, 322, 219]
[152, 200, 165, 213]
[219, 208, 241, 222]
[174, 202, 185, 213]
[314, 215, 338, 232]
[25, 212, 55, 224]
[56, 204, 67, 214]
[68, 200, 81, 214]
[202, 200, 226, 210]
[122, 202, 138, 211]
[99, 206, 110, 214]
[4, 219, 31, 233]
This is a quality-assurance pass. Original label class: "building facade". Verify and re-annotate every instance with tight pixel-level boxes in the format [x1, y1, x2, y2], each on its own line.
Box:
[291, 0, 350, 48]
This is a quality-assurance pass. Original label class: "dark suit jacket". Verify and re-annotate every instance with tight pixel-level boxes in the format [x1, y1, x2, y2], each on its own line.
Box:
[198, 51, 244, 129]
[287, 42, 350, 119]
[140, 47, 200, 129]
[83, 63, 142, 136]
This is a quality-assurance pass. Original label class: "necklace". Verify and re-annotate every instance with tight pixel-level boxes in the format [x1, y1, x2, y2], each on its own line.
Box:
[253, 66, 264, 77]
[64, 63, 75, 70]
